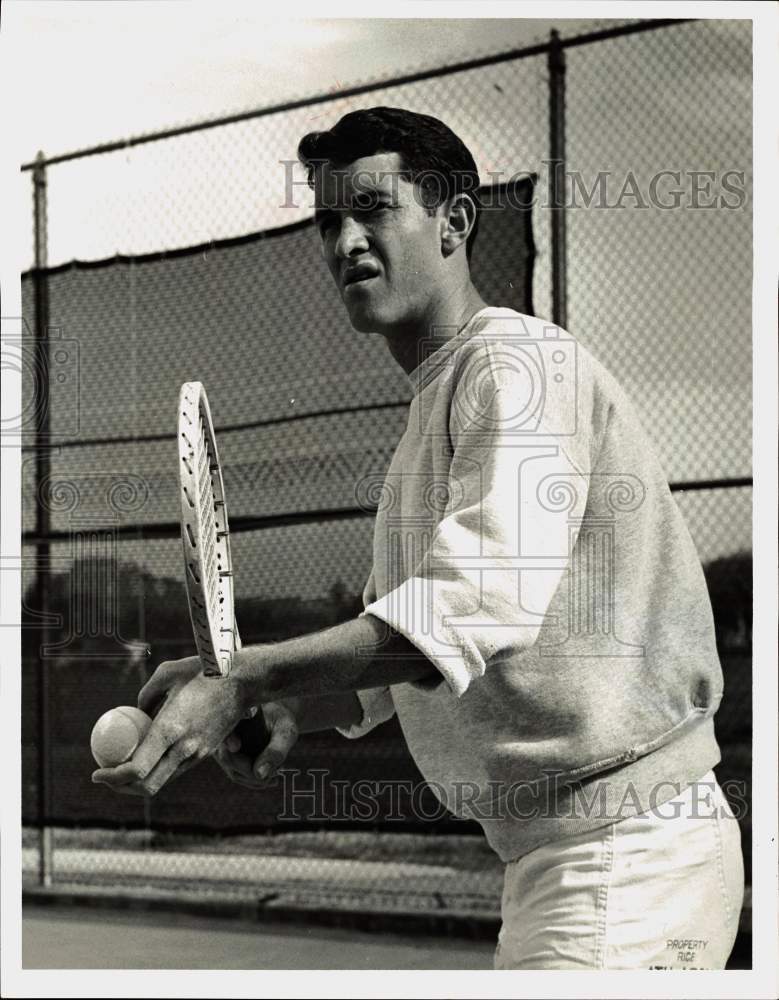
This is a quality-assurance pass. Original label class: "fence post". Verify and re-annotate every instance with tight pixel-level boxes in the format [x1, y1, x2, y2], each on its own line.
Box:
[548, 29, 568, 329]
[136, 526, 153, 842]
[32, 150, 54, 886]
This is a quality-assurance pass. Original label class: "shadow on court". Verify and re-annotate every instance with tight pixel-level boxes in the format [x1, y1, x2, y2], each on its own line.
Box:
[22, 903, 495, 970]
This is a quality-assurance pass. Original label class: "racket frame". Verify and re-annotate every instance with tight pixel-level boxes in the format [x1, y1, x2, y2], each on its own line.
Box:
[178, 381, 237, 678]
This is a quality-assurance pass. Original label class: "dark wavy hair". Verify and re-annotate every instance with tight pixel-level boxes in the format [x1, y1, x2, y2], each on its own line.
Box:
[298, 107, 481, 260]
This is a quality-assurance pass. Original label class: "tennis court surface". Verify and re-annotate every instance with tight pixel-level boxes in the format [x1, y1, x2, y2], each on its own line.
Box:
[23, 903, 494, 970]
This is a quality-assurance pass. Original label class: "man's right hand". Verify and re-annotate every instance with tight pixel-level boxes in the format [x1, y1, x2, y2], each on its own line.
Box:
[213, 700, 299, 790]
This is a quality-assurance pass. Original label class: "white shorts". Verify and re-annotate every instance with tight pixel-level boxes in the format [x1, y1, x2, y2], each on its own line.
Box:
[495, 771, 745, 970]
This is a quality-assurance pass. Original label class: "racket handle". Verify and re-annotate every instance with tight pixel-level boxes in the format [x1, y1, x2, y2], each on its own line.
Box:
[233, 713, 269, 759]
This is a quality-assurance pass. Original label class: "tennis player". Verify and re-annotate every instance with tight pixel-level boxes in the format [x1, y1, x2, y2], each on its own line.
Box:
[93, 107, 744, 970]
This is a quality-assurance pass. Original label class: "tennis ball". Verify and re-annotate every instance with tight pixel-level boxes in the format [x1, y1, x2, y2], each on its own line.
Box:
[90, 706, 152, 768]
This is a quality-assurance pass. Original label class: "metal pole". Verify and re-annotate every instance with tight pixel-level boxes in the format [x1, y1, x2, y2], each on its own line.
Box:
[32, 151, 53, 886]
[548, 29, 568, 329]
[130, 252, 153, 841]
[139, 556, 152, 843]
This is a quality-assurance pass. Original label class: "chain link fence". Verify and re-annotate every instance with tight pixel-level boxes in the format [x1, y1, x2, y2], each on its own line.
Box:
[18, 18, 752, 921]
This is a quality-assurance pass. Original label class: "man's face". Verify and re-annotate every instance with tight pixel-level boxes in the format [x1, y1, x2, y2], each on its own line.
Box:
[314, 152, 446, 335]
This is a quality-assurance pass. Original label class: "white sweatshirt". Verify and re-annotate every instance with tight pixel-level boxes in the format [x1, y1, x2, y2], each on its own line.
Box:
[340, 307, 722, 862]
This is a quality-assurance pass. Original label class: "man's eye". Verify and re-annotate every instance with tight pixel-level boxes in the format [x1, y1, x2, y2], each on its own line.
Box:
[353, 193, 379, 212]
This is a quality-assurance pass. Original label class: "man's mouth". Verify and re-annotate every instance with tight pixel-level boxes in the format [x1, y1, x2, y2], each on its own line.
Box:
[342, 264, 379, 288]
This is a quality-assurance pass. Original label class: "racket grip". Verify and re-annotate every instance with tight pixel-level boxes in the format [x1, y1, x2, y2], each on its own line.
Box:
[233, 713, 269, 759]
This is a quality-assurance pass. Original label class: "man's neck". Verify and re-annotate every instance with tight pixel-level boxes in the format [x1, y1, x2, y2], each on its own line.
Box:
[381, 284, 489, 376]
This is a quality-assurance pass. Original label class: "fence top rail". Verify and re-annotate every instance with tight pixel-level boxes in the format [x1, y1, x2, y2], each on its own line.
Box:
[19, 478, 754, 546]
[20, 18, 692, 173]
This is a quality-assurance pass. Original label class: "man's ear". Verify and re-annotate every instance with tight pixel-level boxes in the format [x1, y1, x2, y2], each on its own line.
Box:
[441, 193, 476, 257]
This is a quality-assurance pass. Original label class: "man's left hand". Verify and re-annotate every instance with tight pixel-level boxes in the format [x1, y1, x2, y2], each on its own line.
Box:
[91, 655, 253, 797]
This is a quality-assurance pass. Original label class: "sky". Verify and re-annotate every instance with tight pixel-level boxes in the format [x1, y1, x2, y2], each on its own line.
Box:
[9, 4, 633, 163]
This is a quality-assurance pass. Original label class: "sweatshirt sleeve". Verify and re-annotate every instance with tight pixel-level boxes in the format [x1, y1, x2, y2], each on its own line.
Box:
[335, 684, 396, 739]
[363, 341, 591, 697]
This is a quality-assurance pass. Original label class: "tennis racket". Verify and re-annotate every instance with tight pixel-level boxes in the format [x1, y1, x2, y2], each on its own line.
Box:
[178, 380, 267, 757]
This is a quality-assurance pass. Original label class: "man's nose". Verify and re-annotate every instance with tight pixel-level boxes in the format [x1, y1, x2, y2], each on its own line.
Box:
[335, 215, 369, 259]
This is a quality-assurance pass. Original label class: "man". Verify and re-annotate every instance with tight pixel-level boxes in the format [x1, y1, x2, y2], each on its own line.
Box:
[94, 107, 744, 969]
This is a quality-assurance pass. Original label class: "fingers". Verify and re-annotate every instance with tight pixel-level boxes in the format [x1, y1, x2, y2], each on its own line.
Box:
[92, 697, 202, 797]
[95, 659, 247, 798]
[253, 701, 298, 781]
[91, 761, 147, 795]
[213, 744, 274, 791]
[132, 743, 199, 797]
[137, 657, 201, 716]
[128, 716, 182, 782]
[213, 704, 297, 789]
[93, 737, 203, 797]
[137, 662, 174, 717]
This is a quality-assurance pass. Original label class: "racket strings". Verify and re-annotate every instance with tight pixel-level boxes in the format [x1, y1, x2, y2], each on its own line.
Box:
[179, 384, 235, 675]
[197, 413, 223, 638]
